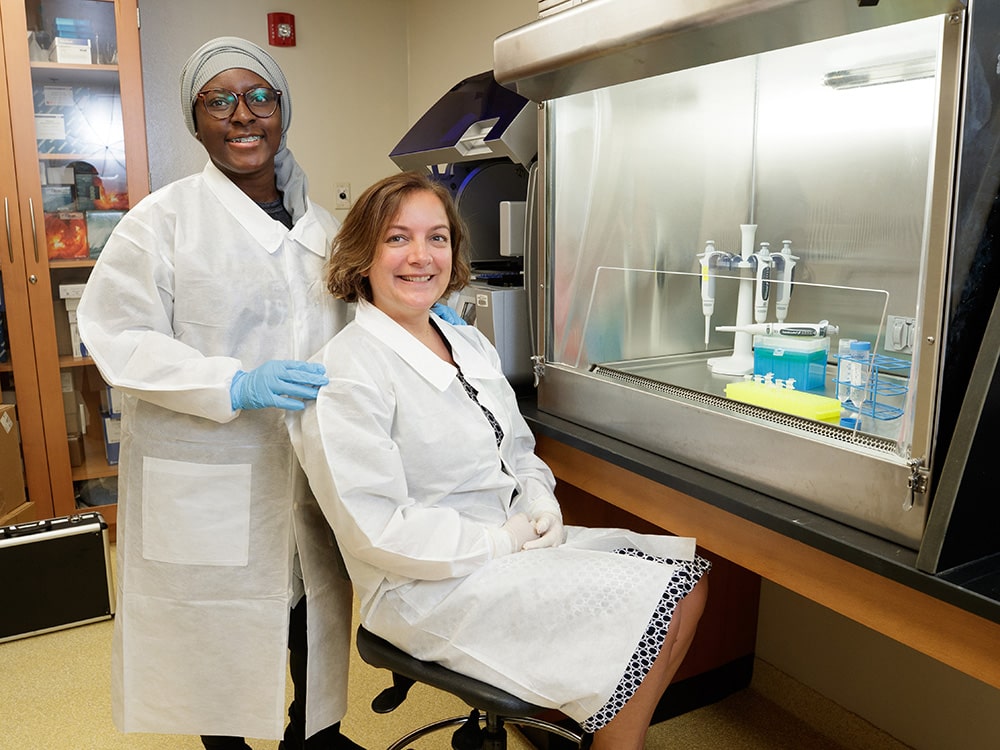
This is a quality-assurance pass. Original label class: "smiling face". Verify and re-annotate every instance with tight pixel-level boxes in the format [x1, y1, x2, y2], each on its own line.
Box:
[193, 67, 282, 193]
[367, 189, 453, 329]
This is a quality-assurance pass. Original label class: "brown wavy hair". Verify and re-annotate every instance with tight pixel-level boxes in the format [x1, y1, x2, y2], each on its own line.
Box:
[326, 171, 471, 303]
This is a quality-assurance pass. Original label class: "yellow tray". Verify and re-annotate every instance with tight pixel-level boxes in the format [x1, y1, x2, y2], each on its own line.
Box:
[725, 380, 841, 423]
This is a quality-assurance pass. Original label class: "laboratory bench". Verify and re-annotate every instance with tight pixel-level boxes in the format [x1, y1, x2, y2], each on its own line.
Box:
[521, 400, 1000, 692]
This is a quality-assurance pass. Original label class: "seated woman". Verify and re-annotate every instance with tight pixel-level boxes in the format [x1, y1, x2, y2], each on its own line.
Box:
[290, 171, 710, 750]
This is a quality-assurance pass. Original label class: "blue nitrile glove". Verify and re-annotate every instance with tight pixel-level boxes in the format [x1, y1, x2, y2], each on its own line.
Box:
[431, 302, 466, 326]
[230, 360, 329, 412]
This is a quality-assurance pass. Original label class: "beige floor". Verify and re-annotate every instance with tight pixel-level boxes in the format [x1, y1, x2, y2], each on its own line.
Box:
[2, 546, 912, 750]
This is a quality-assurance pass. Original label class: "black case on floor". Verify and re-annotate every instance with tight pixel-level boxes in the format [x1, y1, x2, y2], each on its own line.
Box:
[0, 511, 114, 643]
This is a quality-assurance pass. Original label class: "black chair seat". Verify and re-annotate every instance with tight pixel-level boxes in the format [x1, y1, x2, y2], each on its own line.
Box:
[356, 626, 546, 717]
[356, 625, 584, 749]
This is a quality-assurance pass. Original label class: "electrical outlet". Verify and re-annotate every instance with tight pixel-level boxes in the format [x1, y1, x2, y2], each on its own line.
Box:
[335, 183, 351, 209]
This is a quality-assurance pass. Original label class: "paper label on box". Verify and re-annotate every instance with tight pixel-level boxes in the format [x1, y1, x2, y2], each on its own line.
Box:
[35, 113, 66, 141]
[104, 417, 122, 441]
[1, 411, 12, 434]
[43, 86, 75, 107]
[58, 283, 87, 299]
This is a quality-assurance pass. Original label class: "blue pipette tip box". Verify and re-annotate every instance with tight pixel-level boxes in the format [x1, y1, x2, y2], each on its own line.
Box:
[753, 335, 829, 391]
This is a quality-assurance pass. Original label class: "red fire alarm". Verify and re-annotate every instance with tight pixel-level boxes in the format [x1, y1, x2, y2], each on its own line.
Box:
[267, 12, 296, 47]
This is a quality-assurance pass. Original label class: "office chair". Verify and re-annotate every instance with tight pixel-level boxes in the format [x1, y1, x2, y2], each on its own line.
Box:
[356, 625, 585, 749]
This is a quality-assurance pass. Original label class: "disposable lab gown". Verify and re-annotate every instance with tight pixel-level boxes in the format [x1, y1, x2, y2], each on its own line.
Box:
[77, 161, 353, 739]
[290, 302, 699, 723]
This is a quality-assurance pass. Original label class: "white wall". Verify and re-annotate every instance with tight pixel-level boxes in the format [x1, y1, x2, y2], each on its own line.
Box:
[138, 0, 409, 215]
[137, 0, 535, 216]
[403, 0, 537, 125]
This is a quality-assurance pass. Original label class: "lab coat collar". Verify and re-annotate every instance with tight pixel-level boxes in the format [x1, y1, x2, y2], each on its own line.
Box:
[201, 161, 326, 258]
[355, 301, 500, 391]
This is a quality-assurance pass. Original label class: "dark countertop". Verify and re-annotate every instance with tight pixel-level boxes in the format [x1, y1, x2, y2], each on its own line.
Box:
[521, 400, 1000, 626]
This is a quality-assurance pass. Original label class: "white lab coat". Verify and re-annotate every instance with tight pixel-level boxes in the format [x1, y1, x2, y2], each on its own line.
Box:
[291, 302, 697, 723]
[77, 161, 353, 739]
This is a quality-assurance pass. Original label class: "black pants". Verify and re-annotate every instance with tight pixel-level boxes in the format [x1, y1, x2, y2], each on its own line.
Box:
[201, 597, 344, 749]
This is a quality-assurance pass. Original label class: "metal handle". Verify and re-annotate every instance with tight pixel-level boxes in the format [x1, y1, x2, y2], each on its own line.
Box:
[4, 197, 13, 264]
[524, 160, 538, 358]
[28, 197, 39, 263]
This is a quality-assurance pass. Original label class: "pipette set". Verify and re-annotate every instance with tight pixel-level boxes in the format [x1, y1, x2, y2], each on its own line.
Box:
[698, 226, 814, 376]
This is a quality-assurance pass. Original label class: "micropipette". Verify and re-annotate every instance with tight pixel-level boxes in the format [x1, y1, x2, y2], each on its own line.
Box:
[774, 240, 798, 323]
[755, 242, 771, 323]
[698, 241, 728, 348]
[715, 319, 838, 337]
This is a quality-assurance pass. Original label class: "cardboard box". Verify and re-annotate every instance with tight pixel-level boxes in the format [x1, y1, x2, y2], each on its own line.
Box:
[67, 432, 85, 467]
[61, 370, 87, 435]
[49, 37, 92, 64]
[0, 404, 26, 519]
[58, 283, 87, 299]
[44, 212, 88, 259]
[67, 316, 85, 358]
[62, 297, 86, 358]
[62, 389, 86, 434]
[54, 300, 72, 357]
[99, 385, 122, 417]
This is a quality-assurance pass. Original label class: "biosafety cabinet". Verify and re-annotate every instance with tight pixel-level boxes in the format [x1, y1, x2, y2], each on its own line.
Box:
[495, 0, 1000, 567]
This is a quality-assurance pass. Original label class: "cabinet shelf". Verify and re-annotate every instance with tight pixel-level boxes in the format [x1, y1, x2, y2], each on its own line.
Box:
[50, 257, 96, 269]
[30, 61, 120, 87]
[39, 153, 113, 165]
[59, 354, 94, 368]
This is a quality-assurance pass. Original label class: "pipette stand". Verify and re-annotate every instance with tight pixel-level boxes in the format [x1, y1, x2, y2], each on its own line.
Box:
[709, 224, 757, 375]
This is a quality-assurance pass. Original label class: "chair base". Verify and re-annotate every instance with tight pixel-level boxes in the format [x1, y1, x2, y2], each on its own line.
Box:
[385, 711, 582, 750]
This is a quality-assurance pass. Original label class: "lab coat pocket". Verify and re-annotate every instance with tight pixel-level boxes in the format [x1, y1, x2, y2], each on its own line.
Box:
[141, 457, 252, 566]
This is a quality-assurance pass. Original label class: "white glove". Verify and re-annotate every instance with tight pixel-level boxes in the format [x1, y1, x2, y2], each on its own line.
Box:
[504, 512, 541, 550]
[522, 511, 566, 550]
[487, 513, 540, 556]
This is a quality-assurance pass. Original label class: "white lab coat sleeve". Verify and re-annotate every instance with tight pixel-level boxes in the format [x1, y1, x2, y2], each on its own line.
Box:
[78, 210, 241, 424]
[512, 411, 561, 521]
[297, 367, 502, 582]
[477, 335, 561, 522]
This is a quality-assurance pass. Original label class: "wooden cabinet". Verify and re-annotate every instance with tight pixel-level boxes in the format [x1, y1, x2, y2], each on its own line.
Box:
[0, 0, 147, 535]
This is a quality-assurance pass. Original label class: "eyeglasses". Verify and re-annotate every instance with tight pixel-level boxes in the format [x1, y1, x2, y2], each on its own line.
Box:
[195, 86, 282, 120]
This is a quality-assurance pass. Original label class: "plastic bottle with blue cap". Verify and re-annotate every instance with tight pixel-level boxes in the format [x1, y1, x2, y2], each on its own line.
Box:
[847, 340, 872, 412]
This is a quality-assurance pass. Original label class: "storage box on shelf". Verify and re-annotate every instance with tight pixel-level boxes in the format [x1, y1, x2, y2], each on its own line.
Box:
[0, 404, 27, 519]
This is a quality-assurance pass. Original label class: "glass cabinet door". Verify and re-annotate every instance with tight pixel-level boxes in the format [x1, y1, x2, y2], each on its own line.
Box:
[2, 0, 147, 530]
[1, 39, 53, 524]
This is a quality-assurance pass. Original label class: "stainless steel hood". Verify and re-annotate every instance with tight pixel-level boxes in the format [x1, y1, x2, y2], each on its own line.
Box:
[489, 0, 1000, 554]
[494, 0, 965, 101]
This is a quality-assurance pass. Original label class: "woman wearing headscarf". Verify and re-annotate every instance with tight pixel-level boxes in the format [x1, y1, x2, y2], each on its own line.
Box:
[77, 37, 365, 749]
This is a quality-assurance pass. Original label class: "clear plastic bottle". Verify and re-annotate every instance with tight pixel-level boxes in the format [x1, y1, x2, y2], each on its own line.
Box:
[847, 340, 871, 411]
[836, 338, 856, 403]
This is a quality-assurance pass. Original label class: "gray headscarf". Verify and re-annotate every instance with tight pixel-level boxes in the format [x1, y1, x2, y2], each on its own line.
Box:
[179, 36, 309, 221]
